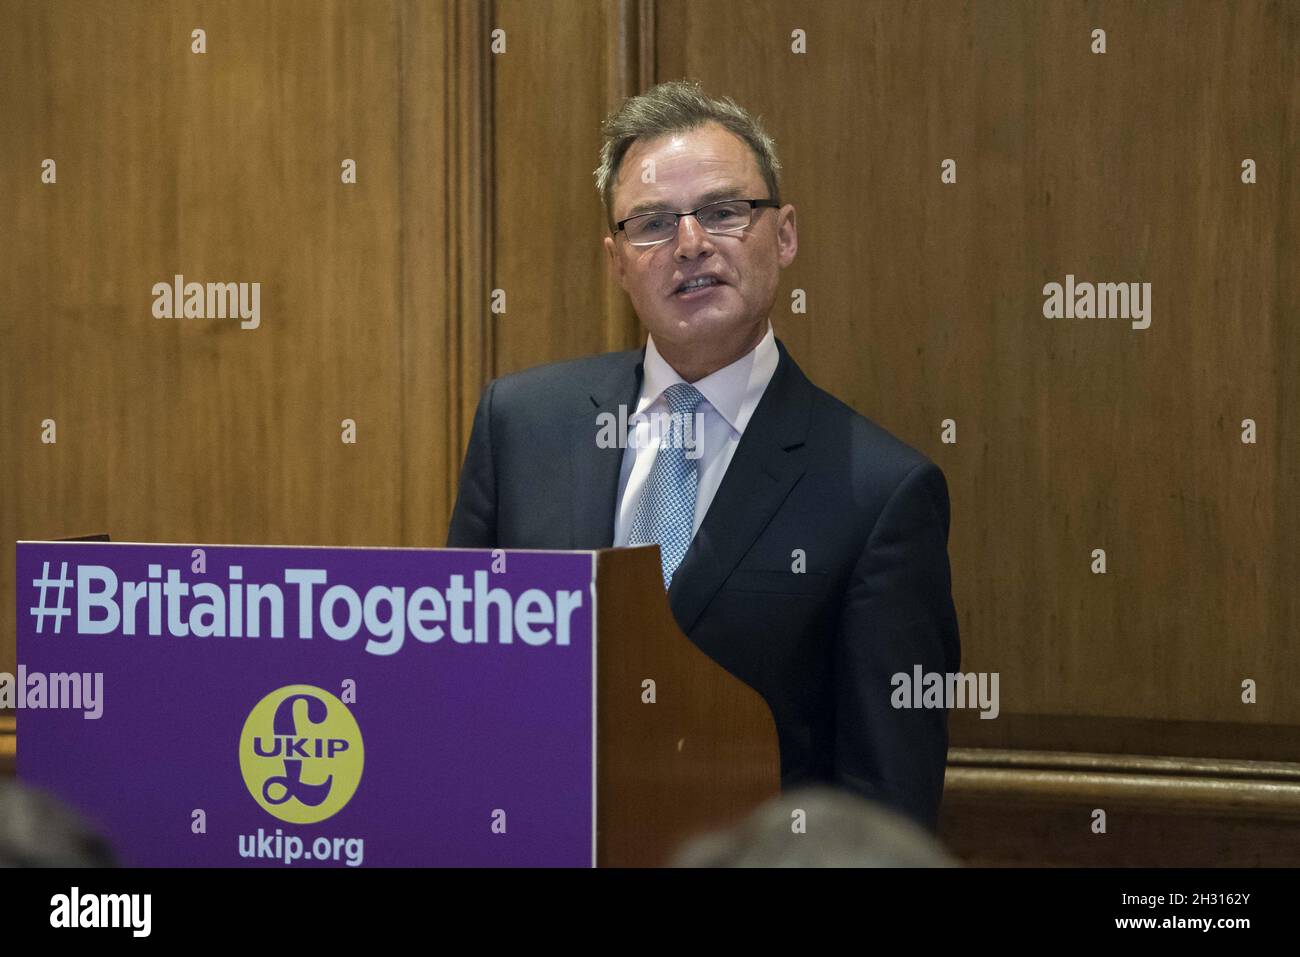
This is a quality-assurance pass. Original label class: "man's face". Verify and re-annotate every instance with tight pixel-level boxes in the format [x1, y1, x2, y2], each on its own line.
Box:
[603, 121, 797, 377]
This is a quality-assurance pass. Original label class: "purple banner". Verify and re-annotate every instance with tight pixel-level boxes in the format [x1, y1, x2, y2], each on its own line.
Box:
[14, 542, 596, 867]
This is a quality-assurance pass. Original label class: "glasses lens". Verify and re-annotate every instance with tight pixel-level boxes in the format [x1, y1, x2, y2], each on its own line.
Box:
[697, 200, 752, 232]
[625, 213, 676, 244]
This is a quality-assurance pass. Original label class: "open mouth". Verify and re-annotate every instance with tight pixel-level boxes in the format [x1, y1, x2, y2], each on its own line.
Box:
[674, 277, 725, 297]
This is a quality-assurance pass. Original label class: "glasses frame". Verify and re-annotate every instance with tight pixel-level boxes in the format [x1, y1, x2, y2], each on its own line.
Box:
[613, 198, 780, 247]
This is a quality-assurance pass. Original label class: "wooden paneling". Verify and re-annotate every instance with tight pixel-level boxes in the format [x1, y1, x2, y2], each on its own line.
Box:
[0, 0, 490, 673]
[404, 0, 492, 539]
[0, 716, 12, 777]
[950, 709, 1300, 763]
[490, 0, 645, 375]
[940, 748, 1300, 866]
[654, 0, 1300, 750]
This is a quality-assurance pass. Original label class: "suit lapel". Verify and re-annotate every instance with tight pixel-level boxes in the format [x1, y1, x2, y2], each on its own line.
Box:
[669, 338, 813, 634]
[568, 337, 815, 635]
[570, 348, 645, 548]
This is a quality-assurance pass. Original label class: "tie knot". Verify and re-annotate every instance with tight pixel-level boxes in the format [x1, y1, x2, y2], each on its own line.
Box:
[662, 382, 705, 416]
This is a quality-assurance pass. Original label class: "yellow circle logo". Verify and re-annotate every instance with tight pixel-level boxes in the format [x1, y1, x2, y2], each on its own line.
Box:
[239, 685, 364, 824]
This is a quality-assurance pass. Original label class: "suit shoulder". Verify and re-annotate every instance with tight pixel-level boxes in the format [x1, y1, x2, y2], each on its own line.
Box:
[806, 383, 941, 486]
[488, 350, 639, 406]
[800, 383, 952, 541]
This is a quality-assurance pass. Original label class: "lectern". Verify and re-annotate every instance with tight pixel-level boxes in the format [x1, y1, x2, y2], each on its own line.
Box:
[15, 540, 779, 866]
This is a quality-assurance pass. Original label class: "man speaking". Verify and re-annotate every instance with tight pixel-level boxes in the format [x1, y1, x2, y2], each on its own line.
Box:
[448, 80, 960, 832]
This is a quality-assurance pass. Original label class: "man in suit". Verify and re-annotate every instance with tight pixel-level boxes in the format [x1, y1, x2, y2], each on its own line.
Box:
[448, 80, 960, 832]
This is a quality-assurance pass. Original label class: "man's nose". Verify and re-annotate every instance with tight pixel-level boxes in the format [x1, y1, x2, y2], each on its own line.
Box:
[673, 214, 715, 259]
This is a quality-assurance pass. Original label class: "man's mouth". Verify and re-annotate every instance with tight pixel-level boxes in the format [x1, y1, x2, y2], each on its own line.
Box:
[674, 276, 725, 296]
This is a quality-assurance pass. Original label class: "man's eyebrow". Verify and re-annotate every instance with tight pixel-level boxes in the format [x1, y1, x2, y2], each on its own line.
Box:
[623, 186, 748, 219]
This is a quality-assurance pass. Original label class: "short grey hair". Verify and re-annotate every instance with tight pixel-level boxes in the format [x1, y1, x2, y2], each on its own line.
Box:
[594, 79, 783, 231]
[0, 779, 116, 867]
[669, 787, 960, 868]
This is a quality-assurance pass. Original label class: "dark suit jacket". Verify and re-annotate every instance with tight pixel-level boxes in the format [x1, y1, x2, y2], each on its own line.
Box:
[447, 337, 961, 831]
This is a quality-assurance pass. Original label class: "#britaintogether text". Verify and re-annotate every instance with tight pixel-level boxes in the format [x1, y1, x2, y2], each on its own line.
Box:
[48, 564, 584, 656]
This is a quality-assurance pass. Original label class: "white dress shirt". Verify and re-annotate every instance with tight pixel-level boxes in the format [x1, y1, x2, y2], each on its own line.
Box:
[613, 321, 779, 546]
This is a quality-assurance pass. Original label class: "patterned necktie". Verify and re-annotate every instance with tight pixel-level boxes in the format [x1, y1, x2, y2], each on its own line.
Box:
[628, 382, 706, 589]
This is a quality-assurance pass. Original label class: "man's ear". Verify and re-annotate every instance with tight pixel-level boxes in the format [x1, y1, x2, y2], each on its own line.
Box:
[603, 235, 625, 286]
[777, 204, 798, 268]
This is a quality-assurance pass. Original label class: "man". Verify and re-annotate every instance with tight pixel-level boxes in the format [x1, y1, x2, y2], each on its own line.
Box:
[448, 80, 960, 832]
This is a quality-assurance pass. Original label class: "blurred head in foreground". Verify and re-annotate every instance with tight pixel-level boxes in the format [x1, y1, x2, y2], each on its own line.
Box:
[0, 779, 115, 867]
[671, 786, 958, 868]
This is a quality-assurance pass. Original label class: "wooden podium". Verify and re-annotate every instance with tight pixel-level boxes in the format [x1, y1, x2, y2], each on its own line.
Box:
[594, 546, 780, 865]
[13, 539, 779, 867]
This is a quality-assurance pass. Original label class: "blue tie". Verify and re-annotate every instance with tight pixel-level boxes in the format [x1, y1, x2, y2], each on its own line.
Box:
[628, 383, 706, 588]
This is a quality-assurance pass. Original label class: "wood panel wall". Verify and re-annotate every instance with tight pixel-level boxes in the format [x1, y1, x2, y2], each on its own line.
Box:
[651, 0, 1299, 863]
[0, 0, 488, 679]
[2, 0, 1297, 865]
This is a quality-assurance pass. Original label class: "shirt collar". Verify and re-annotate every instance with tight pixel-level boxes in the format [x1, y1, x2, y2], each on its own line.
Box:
[639, 321, 778, 435]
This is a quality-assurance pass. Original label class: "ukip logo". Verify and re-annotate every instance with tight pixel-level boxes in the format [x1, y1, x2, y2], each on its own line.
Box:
[239, 685, 364, 824]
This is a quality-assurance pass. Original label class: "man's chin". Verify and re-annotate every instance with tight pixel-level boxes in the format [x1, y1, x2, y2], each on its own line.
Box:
[653, 310, 733, 343]
[650, 315, 773, 366]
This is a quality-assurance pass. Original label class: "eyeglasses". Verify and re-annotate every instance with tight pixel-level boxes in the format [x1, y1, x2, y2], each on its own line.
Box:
[614, 198, 780, 247]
